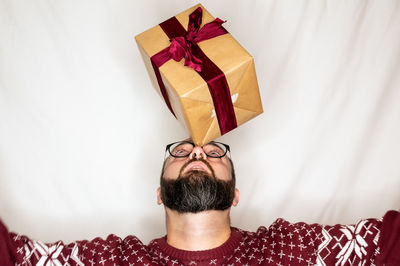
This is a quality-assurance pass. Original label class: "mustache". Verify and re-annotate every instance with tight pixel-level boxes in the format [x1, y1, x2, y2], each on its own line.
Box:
[178, 158, 215, 178]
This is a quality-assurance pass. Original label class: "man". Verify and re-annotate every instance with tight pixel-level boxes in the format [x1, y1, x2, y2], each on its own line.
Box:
[1, 140, 399, 265]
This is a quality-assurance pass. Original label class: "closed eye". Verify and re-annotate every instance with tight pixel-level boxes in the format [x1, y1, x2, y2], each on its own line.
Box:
[175, 149, 189, 156]
[208, 150, 222, 156]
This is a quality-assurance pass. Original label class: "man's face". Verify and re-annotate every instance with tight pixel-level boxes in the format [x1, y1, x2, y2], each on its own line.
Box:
[158, 141, 238, 213]
[162, 143, 233, 182]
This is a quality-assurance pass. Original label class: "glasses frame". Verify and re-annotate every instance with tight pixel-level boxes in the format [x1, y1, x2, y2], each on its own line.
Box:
[165, 141, 230, 158]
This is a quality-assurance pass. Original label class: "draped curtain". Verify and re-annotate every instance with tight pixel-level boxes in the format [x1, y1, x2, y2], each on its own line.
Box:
[0, 0, 399, 243]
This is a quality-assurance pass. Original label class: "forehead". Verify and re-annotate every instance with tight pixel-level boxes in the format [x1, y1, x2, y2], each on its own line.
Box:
[174, 138, 225, 146]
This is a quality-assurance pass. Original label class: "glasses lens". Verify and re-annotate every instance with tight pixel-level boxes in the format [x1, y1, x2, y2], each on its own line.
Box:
[203, 142, 227, 158]
[169, 142, 194, 157]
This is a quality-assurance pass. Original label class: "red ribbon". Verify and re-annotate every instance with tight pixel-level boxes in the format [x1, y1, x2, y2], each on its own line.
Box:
[151, 7, 237, 135]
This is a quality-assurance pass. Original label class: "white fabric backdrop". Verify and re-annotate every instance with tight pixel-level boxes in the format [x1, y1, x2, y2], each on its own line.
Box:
[0, 0, 399, 244]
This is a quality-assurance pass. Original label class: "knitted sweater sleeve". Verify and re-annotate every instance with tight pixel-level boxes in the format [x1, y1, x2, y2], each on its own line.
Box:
[375, 210, 400, 265]
[314, 210, 400, 265]
[0, 220, 16, 266]
[262, 210, 400, 265]
[0, 220, 150, 266]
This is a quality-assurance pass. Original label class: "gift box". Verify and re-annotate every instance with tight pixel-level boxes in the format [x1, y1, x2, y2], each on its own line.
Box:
[135, 4, 263, 146]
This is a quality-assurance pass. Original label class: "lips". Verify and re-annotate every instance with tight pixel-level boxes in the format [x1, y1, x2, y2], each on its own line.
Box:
[183, 161, 211, 174]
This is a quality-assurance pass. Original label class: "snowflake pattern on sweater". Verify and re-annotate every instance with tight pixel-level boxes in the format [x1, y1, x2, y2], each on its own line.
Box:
[2, 211, 399, 265]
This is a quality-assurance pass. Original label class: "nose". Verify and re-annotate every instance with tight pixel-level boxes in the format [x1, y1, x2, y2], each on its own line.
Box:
[189, 146, 207, 160]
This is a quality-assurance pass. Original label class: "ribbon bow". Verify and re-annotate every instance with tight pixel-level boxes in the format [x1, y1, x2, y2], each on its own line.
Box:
[167, 7, 227, 72]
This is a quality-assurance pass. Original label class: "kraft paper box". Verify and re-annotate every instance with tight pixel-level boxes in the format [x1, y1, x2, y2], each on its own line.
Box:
[135, 4, 263, 146]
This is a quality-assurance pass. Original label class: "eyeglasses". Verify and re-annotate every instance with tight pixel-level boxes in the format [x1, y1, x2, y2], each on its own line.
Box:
[165, 141, 230, 158]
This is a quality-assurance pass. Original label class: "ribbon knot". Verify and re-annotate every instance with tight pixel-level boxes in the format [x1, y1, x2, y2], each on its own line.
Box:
[151, 6, 237, 136]
[167, 7, 227, 73]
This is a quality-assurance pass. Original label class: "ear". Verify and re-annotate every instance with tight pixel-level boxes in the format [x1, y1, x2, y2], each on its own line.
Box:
[232, 188, 239, 207]
[157, 187, 163, 205]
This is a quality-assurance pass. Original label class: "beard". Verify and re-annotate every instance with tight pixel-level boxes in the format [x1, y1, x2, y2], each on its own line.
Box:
[160, 159, 235, 213]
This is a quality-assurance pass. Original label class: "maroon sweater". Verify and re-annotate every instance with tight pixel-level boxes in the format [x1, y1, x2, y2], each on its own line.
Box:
[1, 211, 399, 265]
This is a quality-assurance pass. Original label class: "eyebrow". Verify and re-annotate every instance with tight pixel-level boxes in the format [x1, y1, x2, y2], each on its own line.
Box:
[204, 142, 223, 149]
[175, 140, 221, 147]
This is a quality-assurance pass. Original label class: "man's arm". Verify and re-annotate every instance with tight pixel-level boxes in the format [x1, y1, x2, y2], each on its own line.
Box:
[0, 219, 151, 265]
[0, 220, 16, 266]
[376, 210, 400, 265]
[316, 210, 400, 265]
[0, 219, 89, 265]
[262, 210, 400, 265]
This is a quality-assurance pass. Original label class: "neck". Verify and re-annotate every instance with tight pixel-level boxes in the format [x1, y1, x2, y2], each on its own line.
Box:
[165, 208, 232, 251]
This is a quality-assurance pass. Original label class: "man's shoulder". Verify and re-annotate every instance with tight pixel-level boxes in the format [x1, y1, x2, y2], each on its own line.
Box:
[234, 217, 324, 239]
